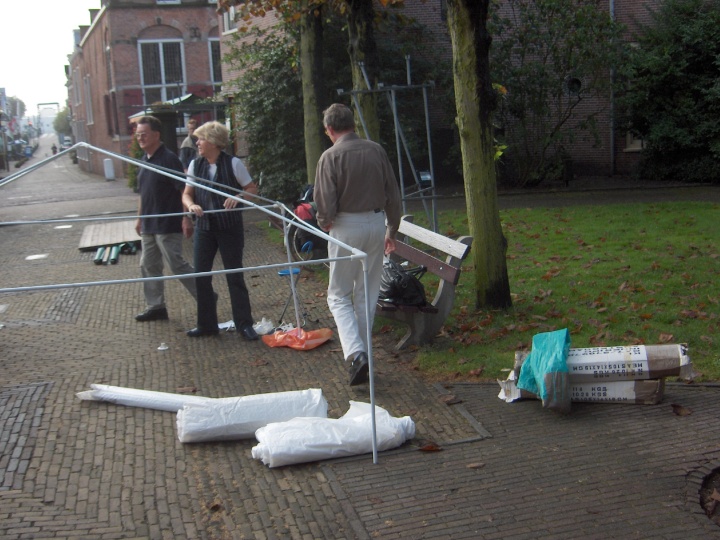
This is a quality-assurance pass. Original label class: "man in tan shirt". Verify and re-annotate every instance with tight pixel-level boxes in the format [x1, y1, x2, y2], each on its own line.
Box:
[314, 103, 402, 385]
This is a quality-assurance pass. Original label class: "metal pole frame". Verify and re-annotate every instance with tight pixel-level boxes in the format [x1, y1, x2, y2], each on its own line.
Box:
[337, 59, 438, 232]
[0, 141, 384, 464]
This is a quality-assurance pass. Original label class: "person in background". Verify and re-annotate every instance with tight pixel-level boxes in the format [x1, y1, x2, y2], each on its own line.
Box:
[179, 118, 198, 173]
[314, 103, 402, 386]
[134, 115, 198, 322]
[182, 121, 259, 340]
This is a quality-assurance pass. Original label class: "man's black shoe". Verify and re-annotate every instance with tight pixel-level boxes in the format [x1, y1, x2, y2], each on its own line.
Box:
[186, 327, 219, 338]
[348, 352, 369, 386]
[135, 308, 168, 322]
[239, 324, 259, 341]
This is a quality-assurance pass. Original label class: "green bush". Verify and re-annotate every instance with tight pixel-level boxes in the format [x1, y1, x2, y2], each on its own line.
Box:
[227, 29, 308, 203]
[490, 0, 624, 187]
[126, 132, 143, 191]
[224, 13, 454, 203]
[617, 0, 720, 183]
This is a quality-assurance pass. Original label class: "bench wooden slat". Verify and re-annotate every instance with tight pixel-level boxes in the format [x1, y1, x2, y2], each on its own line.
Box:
[398, 219, 470, 261]
[377, 300, 398, 312]
[393, 241, 462, 285]
[378, 215, 473, 350]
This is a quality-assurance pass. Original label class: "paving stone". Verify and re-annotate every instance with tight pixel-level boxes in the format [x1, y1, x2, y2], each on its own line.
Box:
[2, 142, 720, 538]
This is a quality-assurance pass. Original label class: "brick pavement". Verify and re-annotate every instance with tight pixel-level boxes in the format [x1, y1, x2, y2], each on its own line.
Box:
[1, 137, 719, 539]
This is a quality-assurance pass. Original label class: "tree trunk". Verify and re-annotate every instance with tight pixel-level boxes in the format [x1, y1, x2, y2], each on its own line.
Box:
[447, 0, 512, 309]
[346, 0, 381, 141]
[299, 2, 326, 184]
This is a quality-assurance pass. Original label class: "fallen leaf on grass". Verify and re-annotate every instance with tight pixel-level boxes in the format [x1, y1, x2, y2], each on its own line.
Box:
[468, 367, 485, 377]
[671, 403, 693, 416]
[658, 333, 674, 343]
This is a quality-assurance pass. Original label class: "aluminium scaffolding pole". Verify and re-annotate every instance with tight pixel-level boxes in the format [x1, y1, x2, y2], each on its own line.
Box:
[336, 58, 439, 232]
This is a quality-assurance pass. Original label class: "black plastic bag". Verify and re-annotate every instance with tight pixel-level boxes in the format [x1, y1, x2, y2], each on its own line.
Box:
[379, 259, 427, 306]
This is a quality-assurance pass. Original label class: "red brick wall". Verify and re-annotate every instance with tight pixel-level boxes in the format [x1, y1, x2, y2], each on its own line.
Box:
[490, 0, 662, 177]
[69, 1, 219, 176]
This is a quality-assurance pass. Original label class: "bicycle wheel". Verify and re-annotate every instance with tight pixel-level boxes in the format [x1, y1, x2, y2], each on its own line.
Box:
[288, 222, 329, 268]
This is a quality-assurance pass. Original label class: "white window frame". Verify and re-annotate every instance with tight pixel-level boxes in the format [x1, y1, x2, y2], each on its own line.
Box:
[137, 39, 187, 104]
[156, 0, 181, 4]
[84, 75, 94, 125]
[222, 6, 238, 34]
[73, 69, 82, 107]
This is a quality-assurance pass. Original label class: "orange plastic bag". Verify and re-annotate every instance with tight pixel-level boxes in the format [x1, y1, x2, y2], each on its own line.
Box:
[261, 327, 333, 351]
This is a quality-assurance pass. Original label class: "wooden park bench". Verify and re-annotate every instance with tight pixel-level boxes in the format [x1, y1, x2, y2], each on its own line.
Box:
[377, 215, 473, 350]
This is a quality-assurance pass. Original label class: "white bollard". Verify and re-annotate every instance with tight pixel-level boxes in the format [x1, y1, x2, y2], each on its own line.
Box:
[103, 158, 115, 181]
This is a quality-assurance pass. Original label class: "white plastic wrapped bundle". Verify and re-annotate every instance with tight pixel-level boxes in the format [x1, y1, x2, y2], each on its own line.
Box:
[76, 384, 215, 412]
[251, 401, 416, 468]
[177, 388, 328, 443]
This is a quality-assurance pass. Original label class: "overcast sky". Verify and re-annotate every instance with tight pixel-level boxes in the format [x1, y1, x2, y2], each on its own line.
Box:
[1, 1, 101, 115]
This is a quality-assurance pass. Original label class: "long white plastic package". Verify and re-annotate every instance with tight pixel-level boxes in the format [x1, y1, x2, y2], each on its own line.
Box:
[76, 384, 215, 412]
[251, 401, 415, 468]
[177, 388, 328, 443]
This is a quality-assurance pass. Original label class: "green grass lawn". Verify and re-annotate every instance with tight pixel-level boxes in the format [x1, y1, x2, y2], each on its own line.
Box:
[413, 201, 720, 381]
[261, 200, 719, 381]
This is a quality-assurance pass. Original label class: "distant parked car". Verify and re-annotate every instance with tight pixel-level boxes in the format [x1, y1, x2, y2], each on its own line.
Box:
[60, 136, 73, 151]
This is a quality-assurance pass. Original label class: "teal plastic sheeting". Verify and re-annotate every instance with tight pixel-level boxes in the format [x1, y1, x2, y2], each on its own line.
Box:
[517, 328, 572, 412]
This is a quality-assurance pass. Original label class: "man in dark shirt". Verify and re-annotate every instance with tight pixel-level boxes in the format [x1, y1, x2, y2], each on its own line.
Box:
[134, 115, 198, 322]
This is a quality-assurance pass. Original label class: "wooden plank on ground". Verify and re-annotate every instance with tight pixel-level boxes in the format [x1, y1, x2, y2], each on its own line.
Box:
[78, 220, 141, 251]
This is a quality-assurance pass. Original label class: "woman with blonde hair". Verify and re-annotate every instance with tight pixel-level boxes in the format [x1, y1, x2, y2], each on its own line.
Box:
[182, 121, 259, 340]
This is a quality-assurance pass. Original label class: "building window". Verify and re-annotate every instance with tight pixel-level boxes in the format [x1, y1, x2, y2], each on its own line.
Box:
[223, 6, 237, 34]
[625, 131, 644, 152]
[210, 39, 222, 95]
[84, 75, 94, 125]
[104, 95, 113, 136]
[139, 40, 185, 104]
[156, 0, 180, 4]
[73, 69, 82, 106]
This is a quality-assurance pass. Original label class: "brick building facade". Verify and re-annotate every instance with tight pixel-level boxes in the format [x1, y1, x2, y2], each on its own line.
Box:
[67, 0, 220, 176]
[213, 0, 662, 183]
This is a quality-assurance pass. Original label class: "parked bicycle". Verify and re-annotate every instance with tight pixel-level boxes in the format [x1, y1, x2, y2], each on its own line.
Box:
[286, 185, 328, 267]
